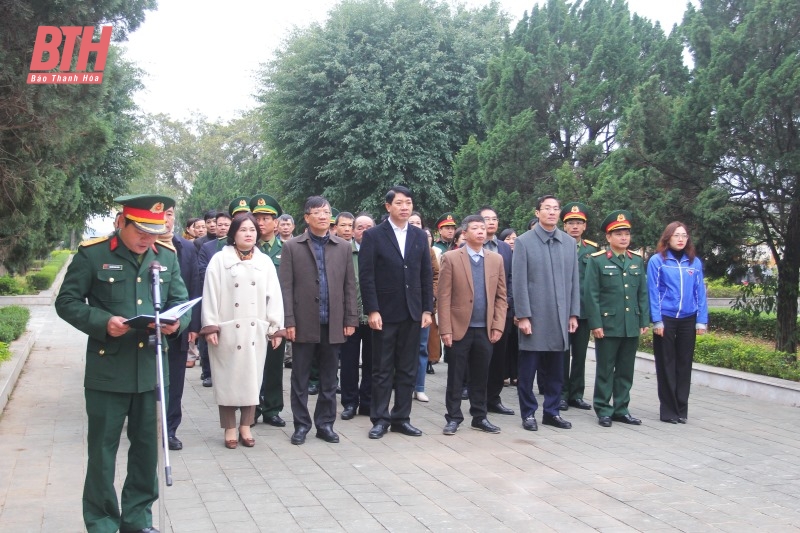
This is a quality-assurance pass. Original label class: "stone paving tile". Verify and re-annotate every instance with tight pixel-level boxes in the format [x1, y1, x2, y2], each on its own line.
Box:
[2, 305, 800, 532]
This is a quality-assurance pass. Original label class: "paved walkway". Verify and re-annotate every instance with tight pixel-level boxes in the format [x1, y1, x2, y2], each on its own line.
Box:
[1, 304, 800, 532]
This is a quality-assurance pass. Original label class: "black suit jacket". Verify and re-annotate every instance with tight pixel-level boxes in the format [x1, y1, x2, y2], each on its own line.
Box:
[172, 235, 201, 352]
[493, 238, 514, 315]
[359, 220, 433, 323]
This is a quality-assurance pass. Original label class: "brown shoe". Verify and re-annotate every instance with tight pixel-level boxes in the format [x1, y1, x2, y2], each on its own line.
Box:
[239, 435, 255, 447]
[224, 439, 238, 449]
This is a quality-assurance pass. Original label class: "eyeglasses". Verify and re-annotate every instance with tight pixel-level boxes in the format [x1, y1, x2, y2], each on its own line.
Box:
[672, 233, 688, 238]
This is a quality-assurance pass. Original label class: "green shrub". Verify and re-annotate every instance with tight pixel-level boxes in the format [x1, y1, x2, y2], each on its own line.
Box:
[0, 305, 30, 343]
[638, 332, 799, 381]
[0, 276, 24, 295]
[707, 309, 786, 340]
[705, 278, 742, 298]
[26, 271, 53, 291]
[0, 342, 9, 362]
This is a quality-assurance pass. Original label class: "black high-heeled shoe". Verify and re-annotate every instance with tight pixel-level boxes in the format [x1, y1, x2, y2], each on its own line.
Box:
[426, 362, 435, 374]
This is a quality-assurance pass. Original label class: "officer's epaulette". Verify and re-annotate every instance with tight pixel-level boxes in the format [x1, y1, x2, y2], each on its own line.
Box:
[629, 249, 643, 257]
[584, 239, 599, 248]
[154, 240, 176, 253]
[79, 235, 110, 248]
[590, 249, 606, 257]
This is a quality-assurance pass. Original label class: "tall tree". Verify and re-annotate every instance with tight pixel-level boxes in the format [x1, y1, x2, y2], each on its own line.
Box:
[258, 0, 508, 217]
[453, 0, 688, 231]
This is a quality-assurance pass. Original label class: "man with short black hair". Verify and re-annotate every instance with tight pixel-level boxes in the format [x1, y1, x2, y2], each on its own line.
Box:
[194, 209, 218, 250]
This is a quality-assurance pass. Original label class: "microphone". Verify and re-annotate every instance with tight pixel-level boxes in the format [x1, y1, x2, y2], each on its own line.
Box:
[150, 261, 162, 310]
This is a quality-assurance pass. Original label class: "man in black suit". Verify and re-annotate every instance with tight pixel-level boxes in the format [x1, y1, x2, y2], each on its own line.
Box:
[359, 186, 434, 439]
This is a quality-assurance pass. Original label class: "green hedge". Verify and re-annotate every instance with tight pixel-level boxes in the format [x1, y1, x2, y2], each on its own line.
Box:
[707, 309, 788, 340]
[0, 276, 24, 295]
[0, 305, 30, 343]
[705, 278, 742, 298]
[638, 333, 800, 382]
[0, 342, 9, 363]
[23, 250, 71, 292]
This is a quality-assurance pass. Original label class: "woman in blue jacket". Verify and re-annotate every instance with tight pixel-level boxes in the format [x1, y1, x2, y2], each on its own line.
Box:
[647, 222, 708, 424]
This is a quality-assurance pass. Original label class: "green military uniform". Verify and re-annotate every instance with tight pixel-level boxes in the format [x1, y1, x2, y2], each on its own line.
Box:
[584, 210, 649, 421]
[560, 202, 599, 405]
[432, 212, 458, 254]
[250, 193, 287, 422]
[55, 195, 189, 533]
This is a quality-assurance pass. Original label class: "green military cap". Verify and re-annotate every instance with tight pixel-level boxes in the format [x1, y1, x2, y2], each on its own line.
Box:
[601, 210, 633, 233]
[113, 194, 175, 235]
[249, 193, 282, 217]
[330, 207, 339, 226]
[436, 212, 458, 230]
[228, 196, 251, 217]
[561, 202, 590, 222]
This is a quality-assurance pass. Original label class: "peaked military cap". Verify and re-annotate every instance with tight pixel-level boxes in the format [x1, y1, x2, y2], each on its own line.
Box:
[561, 202, 589, 222]
[113, 194, 175, 235]
[229, 196, 251, 216]
[601, 210, 633, 233]
[330, 207, 340, 226]
[436, 213, 458, 229]
[249, 193, 282, 217]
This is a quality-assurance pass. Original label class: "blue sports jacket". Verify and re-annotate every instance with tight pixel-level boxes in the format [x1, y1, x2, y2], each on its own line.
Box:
[647, 250, 708, 329]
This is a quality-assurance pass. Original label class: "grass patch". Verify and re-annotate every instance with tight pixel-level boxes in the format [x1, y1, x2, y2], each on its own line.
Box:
[0, 342, 10, 363]
[0, 305, 30, 343]
[0, 250, 71, 295]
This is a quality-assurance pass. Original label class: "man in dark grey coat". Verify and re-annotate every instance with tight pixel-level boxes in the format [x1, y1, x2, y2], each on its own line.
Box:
[512, 195, 580, 431]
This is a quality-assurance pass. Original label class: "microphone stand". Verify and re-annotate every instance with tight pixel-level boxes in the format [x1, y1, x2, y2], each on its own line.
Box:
[150, 262, 172, 532]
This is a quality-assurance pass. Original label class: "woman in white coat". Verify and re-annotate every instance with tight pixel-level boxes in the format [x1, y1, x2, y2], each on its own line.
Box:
[201, 213, 284, 449]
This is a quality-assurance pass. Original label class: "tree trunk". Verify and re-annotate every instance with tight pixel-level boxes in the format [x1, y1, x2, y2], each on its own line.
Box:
[776, 199, 800, 355]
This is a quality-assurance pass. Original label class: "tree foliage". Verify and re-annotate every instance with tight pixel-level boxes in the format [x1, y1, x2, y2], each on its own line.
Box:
[258, 0, 509, 220]
[0, 0, 154, 273]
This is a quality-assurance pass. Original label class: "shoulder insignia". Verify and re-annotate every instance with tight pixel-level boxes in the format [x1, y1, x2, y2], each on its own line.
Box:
[590, 250, 606, 257]
[629, 249, 642, 257]
[155, 240, 176, 253]
[109, 235, 118, 251]
[79, 235, 110, 248]
[583, 239, 598, 248]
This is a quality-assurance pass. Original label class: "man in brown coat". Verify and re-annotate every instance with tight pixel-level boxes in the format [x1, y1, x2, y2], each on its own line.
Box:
[279, 196, 358, 445]
[438, 214, 508, 435]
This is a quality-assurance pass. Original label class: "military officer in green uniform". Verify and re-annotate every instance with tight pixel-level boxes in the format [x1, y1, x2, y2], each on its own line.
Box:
[250, 193, 289, 426]
[584, 210, 649, 428]
[432, 213, 458, 253]
[56, 194, 190, 533]
[559, 202, 599, 411]
[229, 196, 251, 217]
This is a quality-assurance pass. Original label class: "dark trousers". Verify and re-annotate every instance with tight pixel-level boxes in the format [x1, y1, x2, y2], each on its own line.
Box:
[653, 315, 696, 420]
[562, 318, 590, 401]
[487, 315, 512, 406]
[371, 319, 420, 425]
[166, 337, 186, 437]
[505, 323, 519, 381]
[290, 325, 340, 429]
[517, 350, 563, 419]
[84, 388, 159, 533]
[259, 339, 286, 418]
[593, 336, 639, 418]
[199, 336, 211, 379]
[445, 327, 493, 424]
[340, 323, 373, 410]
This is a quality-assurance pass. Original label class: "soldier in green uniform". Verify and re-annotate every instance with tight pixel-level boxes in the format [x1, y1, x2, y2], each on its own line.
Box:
[559, 202, 600, 411]
[584, 210, 649, 428]
[56, 194, 190, 533]
[229, 196, 251, 217]
[432, 213, 458, 253]
[250, 193, 288, 427]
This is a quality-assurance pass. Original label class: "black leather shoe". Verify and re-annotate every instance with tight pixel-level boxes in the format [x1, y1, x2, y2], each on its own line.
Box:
[598, 416, 612, 427]
[341, 405, 357, 420]
[661, 417, 678, 424]
[202, 377, 212, 387]
[558, 399, 569, 411]
[167, 436, 183, 450]
[426, 362, 435, 374]
[368, 423, 389, 439]
[461, 387, 469, 400]
[612, 414, 642, 425]
[542, 414, 572, 429]
[308, 383, 319, 395]
[390, 422, 422, 436]
[290, 426, 310, 445]
[522, 416, 538, 431]
[316, 425, 340, 443]
[442, 421, 459, 435]
[568, 398, 592, 410]
[358, 406, 371, 417]
[264, 415, 286, 427]
[471, 418, 501, 434]
[677, 417, 687, 424]
[121, 528, 159, 533]
[487, 402, 515, 416]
